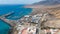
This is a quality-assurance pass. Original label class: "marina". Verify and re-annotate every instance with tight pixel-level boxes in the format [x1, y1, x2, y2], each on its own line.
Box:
[0, 5, 32, 34]
[1, 0, 60, 34]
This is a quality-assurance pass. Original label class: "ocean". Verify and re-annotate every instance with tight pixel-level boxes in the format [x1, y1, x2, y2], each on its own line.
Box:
[0, 5, 32, 34]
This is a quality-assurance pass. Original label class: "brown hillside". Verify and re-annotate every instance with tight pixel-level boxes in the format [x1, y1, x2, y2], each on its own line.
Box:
[30, 5, 60, 29]
[30, 5, 60, 19]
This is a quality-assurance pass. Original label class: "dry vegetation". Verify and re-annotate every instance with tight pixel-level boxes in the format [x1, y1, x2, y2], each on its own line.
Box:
[30, 5, 60, 28]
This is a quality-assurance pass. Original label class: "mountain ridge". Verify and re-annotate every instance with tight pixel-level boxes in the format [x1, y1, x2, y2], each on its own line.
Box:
[24, 0, 60, 8]
[33, 0, 60, 5]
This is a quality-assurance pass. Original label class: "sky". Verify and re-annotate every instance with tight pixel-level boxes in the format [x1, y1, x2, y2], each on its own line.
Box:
[0, 0, 43, 4]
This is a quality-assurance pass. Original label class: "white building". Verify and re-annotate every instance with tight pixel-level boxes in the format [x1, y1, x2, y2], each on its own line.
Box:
[31, 14, 42, 23]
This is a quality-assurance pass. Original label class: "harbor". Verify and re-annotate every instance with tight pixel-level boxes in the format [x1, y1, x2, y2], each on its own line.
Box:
[1, 10, 60, 34]
[0, 11, 39, 34]
[0, 6, 32, 34]
[1, 0, 60, 34]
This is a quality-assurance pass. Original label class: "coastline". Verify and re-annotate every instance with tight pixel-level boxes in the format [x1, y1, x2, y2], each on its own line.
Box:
[24, 5, 60, 34]
[0, 5, 33, 34]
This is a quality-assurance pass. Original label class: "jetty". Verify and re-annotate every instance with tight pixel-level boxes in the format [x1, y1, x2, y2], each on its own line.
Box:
[0, 12, 19, 27]
[2, 11, 14, 17]
[0, 17, 18, 26]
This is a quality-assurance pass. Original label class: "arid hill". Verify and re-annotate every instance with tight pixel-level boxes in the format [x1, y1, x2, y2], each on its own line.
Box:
[30, 5, 60, 18]
[33, 0, 60, 5]
[24, 0, 60, 34]
[25, 5, 60, 29]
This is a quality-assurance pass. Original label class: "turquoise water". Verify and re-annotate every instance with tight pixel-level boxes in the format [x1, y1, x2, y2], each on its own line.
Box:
[0, 5, 32, 34]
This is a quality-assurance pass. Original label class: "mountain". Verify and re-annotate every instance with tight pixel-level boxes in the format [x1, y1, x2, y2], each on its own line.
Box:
[33, 0, 60, 5]
[24, 0, 60, 8]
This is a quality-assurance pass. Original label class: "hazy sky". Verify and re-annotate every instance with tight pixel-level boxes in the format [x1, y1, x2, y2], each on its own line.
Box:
[0, 0, 43, 4]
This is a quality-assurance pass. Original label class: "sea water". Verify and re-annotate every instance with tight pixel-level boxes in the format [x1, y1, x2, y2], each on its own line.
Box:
[0, 5, 32, 34]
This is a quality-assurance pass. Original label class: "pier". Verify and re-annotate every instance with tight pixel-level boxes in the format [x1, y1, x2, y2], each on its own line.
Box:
[0, 12, 18, 27]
